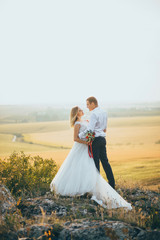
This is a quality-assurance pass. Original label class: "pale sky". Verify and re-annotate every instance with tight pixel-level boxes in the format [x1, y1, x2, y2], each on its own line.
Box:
[0, 0, 160, 106]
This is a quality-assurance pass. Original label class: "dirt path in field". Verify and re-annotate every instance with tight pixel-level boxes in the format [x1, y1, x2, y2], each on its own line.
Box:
[13, 133, 71, 150]
[12, 135, 16, 142]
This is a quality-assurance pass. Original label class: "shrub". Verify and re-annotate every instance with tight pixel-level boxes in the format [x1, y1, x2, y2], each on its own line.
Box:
[0, 152, 58, 197]
[147, 208, 160, 229]
[0, 213, 20, 240]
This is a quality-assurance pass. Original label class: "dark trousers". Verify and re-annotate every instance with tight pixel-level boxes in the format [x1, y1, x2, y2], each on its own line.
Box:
[92, 136, 115, 189]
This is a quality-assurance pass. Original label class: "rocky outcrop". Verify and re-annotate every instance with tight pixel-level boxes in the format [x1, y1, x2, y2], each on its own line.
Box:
[0, 185, 160, 240]
[17, 221, 160, 240]
[0, 184, 16, 215]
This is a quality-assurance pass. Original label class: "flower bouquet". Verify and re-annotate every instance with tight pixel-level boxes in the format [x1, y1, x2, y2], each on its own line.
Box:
[85, 130, 95, 158]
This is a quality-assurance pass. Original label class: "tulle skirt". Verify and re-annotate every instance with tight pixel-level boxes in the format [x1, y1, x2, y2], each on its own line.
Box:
[50, 142, 132, 210]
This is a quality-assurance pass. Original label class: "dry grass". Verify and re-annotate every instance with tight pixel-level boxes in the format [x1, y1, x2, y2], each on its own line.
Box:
[0, 120, 70, 134]
[0, 133, 53, 154]
[0, 116, 160, 191]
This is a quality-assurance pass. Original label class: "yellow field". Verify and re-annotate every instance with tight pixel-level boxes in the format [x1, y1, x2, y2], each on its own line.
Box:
[0, 116, 160, 191]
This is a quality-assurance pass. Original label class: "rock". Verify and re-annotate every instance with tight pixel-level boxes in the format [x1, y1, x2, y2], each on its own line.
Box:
[17, 224, 63, 240]
[17, 220, 160, 240]
[18, 224, 52, 239]
[0, 230, 18, 240]
[18, 197, 67, 218]
[58, 220, 160, 240]
[1, 185, 160, 239]
[0, 184, 16, 215]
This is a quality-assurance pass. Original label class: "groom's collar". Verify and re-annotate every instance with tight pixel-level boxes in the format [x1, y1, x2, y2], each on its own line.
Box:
[92, 106, 100, 112]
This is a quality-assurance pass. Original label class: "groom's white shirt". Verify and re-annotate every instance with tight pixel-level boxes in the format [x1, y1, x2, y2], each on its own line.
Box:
[79, 106, 107, 139]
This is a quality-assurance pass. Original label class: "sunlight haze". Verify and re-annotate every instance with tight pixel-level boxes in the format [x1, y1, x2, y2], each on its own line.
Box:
[0, 0, 160, 106]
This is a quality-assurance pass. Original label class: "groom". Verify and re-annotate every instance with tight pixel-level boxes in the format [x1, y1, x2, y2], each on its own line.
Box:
[79, 96, 115, 189]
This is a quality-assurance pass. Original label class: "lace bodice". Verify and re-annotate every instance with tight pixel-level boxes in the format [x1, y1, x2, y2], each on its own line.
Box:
[74, 121, 88, 134]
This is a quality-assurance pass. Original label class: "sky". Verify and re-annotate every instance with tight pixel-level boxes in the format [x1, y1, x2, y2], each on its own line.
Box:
[0, 0, 160, 106]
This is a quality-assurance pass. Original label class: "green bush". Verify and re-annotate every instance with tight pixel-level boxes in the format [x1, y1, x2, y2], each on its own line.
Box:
[149, 209, 160, 230]
[0, 152, 58, 197]
[0, 213, 20, 240]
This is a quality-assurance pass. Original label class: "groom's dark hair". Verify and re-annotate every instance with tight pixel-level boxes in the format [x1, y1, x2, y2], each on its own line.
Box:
[86, 96, 98, 106]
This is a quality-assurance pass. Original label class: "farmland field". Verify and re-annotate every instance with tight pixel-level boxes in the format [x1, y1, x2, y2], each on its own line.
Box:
[0, 116, 160, 191]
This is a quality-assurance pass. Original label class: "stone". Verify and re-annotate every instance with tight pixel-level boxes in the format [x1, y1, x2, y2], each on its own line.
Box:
[17, 220, 160, 240]
[1, 185, 160, 239]
[0, 230, 18, 240]
[18, 197, 67, 218]
[0, 184, 16, 215]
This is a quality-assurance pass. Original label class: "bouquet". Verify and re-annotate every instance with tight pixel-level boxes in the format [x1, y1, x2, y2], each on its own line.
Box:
[85, 130, 95, 158]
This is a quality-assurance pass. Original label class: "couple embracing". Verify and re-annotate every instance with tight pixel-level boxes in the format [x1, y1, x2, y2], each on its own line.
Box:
[50, 96, 132, 210]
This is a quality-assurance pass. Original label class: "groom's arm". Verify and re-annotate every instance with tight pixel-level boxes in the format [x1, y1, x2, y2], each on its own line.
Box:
[87, 113, 97, 132]
[78, 113, 97, 139]
[78, 130, 87, 139]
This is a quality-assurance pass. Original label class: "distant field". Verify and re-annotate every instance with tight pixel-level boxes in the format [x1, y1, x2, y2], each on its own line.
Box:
[0, 104, 160, 124]
[0, 116, 160, 191]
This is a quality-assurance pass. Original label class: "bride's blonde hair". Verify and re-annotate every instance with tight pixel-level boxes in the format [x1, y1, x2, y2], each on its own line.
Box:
[70, 106, 79, 127]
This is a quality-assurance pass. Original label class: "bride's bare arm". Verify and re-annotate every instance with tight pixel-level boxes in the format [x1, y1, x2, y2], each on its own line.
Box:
[74, 124, 88, 145]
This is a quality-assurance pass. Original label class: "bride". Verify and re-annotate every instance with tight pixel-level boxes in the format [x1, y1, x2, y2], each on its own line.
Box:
[50, 106, 132, 210]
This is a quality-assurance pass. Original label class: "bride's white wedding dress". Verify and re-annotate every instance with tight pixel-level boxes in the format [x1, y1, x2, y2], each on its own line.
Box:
[50, 121, 132, 210]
